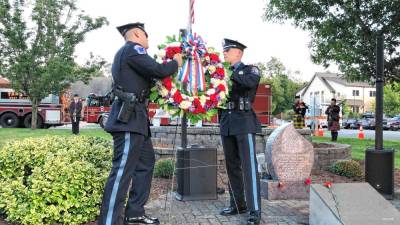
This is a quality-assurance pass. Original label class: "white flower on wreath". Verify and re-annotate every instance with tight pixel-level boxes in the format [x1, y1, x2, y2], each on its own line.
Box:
[157, 49, 166, 58]
[179, 100, 192, 110]
[211, 78, 223, 87]
[208, 65, 216, 74]
[168, 97, 174, 103]
[160, 87, 169, 97]
[219, 91, 226, 100]
[170, 42, 181, 47]
[170, 88, 177, 95]
[188, 96, 194, 102]
[206, 89, 215, 96]
[199, 95, 207, 105]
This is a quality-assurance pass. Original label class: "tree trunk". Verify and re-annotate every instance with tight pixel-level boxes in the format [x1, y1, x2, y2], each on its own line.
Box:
[31, 98, 38, 130]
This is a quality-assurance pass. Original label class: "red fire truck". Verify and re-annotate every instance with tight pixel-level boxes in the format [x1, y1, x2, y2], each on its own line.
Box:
[146, 83, 272, 126]
[82, 93, 112, 128]
[0, 87, 64, 128]
[1, 83, 272, 128]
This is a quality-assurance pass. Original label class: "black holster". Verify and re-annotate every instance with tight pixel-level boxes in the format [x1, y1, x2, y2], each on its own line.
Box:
[114, 87, 137, 123]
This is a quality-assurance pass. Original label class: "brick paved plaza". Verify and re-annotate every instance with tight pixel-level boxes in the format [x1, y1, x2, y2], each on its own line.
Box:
[144, 191, 400, 225]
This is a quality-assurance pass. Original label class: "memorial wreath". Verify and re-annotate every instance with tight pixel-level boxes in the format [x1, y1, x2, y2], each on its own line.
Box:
[150, 34, 230, 123]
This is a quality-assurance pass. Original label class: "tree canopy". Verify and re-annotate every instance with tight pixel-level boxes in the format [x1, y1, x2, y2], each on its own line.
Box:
[0, 0, 108, 129]
[264, 0, 400, 83]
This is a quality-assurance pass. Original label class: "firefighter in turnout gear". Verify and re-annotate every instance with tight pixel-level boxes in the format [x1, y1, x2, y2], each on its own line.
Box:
[99, 22, 182, 225]
[219, 38, 262, 225]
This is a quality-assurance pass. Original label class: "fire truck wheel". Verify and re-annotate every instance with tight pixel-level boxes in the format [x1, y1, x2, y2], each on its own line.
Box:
[0, 113, 19, 128]
[99, 116, 105, 129]
[23, 114, 44, 129]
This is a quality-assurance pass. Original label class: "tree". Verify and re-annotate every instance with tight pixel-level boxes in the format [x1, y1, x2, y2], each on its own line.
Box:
[264, 0, 400, 83]
[256, 57, 306, 115]
[0, 0, 108, 129]
[384, 82, 400, 116]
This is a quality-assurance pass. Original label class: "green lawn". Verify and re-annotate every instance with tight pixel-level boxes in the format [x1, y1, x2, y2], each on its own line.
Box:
[312, 136, 400, 168]
[0, 128, 112, 148]
[1, 128, 399, 168]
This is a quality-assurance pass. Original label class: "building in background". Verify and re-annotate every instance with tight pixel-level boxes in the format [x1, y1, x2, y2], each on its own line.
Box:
[297, 72, 375, 126]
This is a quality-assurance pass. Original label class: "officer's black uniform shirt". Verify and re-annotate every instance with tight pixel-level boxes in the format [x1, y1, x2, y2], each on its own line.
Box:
[219, 62, 262, 136]
[105, 41, 178, 135]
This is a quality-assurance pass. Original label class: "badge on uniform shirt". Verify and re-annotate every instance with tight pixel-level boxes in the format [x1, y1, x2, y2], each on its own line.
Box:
[239, 71, 244, 75]
[134, 45, 147, 55]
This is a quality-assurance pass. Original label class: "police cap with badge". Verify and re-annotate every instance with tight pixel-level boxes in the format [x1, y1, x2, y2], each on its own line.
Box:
[222, 38, 247, 51]
[117, 22, 148, 38]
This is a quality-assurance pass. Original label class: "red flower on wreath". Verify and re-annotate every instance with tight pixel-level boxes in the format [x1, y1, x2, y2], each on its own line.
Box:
[173, 91, 183, 103]
[162, 77, 173, 91]
[209, 93, 218, 103]
[193, 105, 206, 114]
[216, 67, 224, 75]
[209, 53, 220, 63]
[217, 84, 226, 92]
[165, 46, 182, 59]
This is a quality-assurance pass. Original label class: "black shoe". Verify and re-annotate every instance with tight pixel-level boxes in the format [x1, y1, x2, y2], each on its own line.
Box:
[246, 211, 261, 225]
[125, 215, 160, 225]
[217, 187, 225, 195]
[220, 206, 247, 216]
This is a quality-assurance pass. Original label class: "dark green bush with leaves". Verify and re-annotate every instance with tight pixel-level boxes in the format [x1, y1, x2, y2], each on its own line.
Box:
[154, 158, 175, 178]
[329, 160, 362, 179]
[0, 136, 112, 225]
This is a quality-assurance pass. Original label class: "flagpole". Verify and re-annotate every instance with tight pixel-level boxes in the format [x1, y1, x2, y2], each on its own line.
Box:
[188, 0, 193, 34]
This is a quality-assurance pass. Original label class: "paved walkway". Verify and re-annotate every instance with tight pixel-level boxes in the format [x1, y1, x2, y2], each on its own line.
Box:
[145, 191, 400, 225]
[146, 192, 307, 225]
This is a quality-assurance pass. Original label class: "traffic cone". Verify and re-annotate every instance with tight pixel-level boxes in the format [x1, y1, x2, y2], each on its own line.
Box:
[358, 126, 365, 139]
[318, 124, 324, 137]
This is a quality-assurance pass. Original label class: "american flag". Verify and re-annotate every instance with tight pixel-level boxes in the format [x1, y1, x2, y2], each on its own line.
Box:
[190, 0, 195, 24]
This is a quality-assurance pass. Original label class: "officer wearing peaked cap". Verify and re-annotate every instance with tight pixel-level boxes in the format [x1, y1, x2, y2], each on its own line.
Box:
[219, 38, 262, 225]
[99, 22, 183, 225]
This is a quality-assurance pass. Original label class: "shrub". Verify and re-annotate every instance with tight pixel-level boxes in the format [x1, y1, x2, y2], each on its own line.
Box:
[329, 160, 362, 179]
[154, 158, 175, 178]
[0, 136, 112, 225]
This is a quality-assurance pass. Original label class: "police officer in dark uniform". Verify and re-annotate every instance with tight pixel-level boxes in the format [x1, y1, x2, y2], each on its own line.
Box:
[68, 94, 82, 134]
[99, 22, 183, 225]
[219, 38, 262, 225]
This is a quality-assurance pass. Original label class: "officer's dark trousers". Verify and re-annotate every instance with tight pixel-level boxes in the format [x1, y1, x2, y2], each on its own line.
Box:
[71, 117, 80, 134]
[222, 133, 261, 212]
[99, 132, 155, 225]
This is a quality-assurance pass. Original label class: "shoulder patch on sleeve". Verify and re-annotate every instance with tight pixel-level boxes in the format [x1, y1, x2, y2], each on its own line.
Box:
[134, 45, 147, 55]
[250, 66, 260, 76]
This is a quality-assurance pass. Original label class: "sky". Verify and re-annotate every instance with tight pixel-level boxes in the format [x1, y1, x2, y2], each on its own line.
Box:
[75, 0, 337, 81]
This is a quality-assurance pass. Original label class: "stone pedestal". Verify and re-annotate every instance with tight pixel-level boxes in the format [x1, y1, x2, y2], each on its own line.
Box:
[260, 180, 309, 200]
[263, 123, 314, 200]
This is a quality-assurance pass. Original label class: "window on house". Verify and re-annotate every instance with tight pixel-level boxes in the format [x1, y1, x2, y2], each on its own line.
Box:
[353, 106, 360, 113]
[369, 91, 376, 97]
[321, 91, 325, 102]
[352, 90, 360, 96]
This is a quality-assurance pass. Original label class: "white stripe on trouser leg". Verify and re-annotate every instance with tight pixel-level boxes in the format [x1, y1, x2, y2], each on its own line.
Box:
[106, 132, 131, 225]
[248, 133, 259, 211]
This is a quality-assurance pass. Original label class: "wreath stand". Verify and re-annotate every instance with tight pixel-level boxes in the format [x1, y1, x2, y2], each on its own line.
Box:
[174, 28, 218, 201]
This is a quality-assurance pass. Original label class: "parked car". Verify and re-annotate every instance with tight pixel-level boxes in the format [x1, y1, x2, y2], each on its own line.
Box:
[356, 118, 372, 129]
[343, 118, 357, 129]
[384, 116, 400, 131]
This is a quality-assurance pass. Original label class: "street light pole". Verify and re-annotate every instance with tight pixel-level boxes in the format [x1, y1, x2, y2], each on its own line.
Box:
[375, 35, 384, 150]
[365, 34, 394, 199]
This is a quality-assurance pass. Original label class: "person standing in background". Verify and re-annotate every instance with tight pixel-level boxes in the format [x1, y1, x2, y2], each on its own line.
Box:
[293, 96, 308, 129]
[325, 98, 341, 141]
[68, 94, 82, 134]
